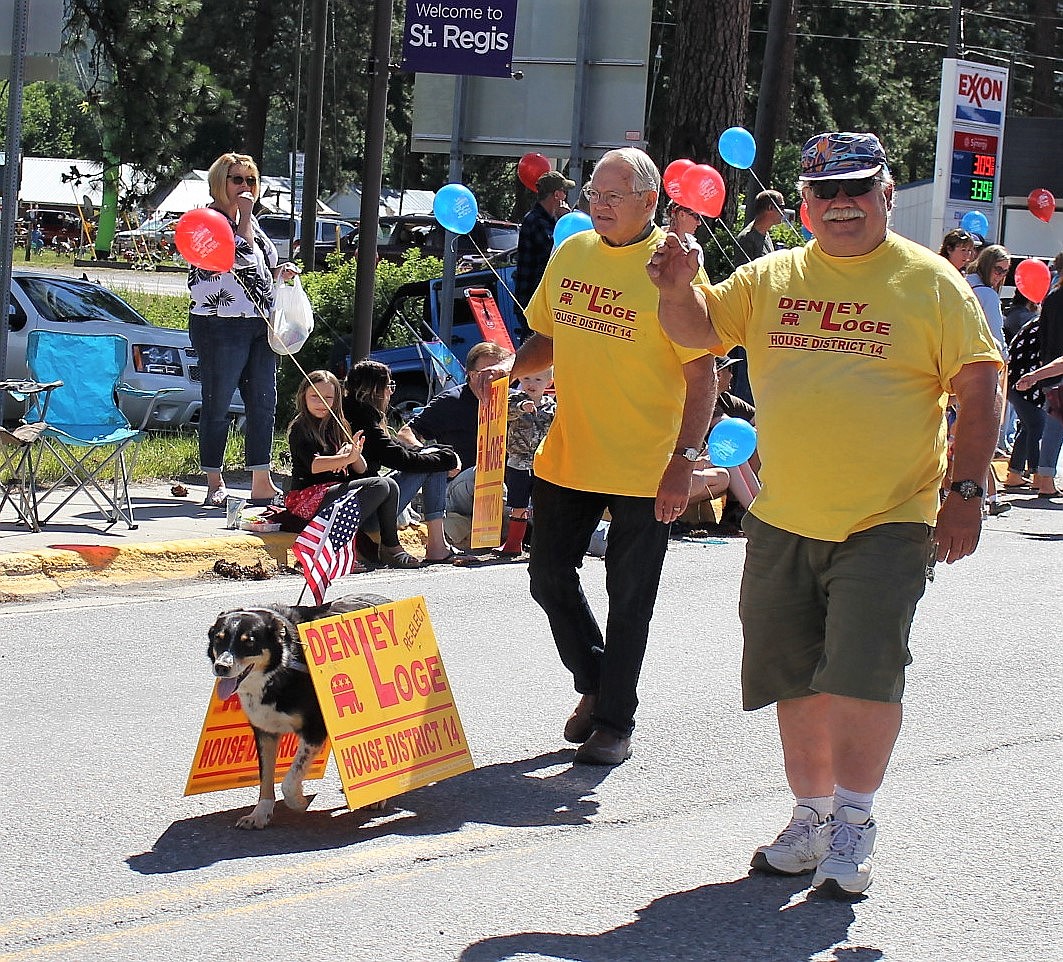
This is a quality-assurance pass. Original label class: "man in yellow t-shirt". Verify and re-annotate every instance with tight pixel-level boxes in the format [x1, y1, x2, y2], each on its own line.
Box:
[475, 147, 715, 767]
[649, 132, 1003, 896]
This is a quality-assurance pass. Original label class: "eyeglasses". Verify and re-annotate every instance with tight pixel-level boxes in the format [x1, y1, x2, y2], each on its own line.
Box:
[227, 174, 257, 186]
[806, 177, 877, 200]
[991, 264, 1008, 276]
[582, 185, 648, 208]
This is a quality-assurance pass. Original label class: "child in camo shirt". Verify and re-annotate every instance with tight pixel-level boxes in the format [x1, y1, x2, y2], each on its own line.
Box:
[501, 369, 555, 554]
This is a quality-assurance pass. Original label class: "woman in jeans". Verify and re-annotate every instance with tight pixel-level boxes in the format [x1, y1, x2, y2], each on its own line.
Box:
[187, 152, 299, 508]
[343, 360, 462, 563]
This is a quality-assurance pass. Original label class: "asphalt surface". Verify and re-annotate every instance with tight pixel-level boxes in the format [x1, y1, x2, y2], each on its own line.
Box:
[0, 502, 1059, 962]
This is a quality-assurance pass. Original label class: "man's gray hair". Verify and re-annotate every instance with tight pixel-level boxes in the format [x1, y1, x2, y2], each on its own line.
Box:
[595, 148, 661, 194]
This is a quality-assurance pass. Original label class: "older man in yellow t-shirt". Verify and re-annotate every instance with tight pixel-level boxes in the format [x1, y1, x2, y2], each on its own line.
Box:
[649, 131, 1002, 896]
[475, 147, 715, 767]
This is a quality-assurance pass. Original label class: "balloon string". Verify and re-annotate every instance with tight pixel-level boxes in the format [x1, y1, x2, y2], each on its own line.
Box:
[451, 233, 525, 315]
[697, 215, 739, 273]
[229, 265, 360, 449]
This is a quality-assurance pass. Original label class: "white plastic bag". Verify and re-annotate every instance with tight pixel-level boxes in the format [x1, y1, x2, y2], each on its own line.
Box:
[268, 275, 315, 355]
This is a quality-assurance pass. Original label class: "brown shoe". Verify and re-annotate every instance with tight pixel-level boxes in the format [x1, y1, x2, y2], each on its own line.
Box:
[563, 694, 597, 743]
[573, 728, 632, 766]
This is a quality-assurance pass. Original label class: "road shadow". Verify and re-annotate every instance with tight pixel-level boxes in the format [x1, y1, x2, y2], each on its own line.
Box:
[458, 872, 881, 962]
[127, 749, 607, 874]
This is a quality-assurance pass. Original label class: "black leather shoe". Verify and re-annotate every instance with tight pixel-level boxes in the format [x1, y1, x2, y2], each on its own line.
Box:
[563, 694, 597, 743]
[573, 728, 632, 765]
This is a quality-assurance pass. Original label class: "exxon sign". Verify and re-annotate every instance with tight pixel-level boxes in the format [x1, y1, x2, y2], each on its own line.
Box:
[955, 68, 1005, 126]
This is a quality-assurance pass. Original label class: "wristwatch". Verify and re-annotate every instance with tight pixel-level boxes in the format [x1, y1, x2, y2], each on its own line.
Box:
[949, 479, 984, 501]
[673, 446, 707, 462]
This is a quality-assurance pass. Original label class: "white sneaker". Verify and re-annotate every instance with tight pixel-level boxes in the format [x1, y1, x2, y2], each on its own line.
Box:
[750, 804, 829, 875]
[812, 805, 877, 895]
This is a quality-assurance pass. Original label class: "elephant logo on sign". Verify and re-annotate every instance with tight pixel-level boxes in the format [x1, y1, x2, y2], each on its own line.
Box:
[331, 673, 363, 716]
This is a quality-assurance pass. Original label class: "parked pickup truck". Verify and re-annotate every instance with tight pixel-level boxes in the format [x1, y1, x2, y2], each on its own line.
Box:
[335, 261, 523, 423]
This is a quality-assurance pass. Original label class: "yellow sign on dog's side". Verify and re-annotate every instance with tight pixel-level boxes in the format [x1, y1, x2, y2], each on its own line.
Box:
[184, 685, 331, 796]
[470, 374, 509, 549]
[299, 596, 473, 811]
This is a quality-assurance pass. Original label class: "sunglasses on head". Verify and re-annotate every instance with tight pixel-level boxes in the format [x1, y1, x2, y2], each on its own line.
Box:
[227, 174, 257, 186]
[807, 176, 877, 200]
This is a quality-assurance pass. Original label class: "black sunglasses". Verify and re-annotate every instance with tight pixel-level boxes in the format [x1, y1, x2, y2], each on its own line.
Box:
[227, 174, 257, 186]
[807, 177, 877, 200]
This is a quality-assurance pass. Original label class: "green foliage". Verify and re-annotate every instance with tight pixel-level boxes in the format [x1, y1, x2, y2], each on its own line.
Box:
[115, 287, 190, 329]
[10, 83, 101, 158]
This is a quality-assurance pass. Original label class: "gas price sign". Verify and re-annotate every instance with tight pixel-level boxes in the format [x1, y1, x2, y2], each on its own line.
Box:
[950, 131, 999, 204]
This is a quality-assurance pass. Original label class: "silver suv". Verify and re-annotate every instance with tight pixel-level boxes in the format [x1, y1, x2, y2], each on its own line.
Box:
[2, 270, 244, 430]
[257, 215, 357, 267]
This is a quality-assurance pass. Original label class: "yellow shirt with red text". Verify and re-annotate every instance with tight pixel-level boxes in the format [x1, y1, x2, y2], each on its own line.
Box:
[702, 232, 1002, 541]
[526, 227, 708, 497]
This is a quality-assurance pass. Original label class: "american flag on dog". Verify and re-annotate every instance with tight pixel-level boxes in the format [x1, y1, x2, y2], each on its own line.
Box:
[292, 491, 362, 605]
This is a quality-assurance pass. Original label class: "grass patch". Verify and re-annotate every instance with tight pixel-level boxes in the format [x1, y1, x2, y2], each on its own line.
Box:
[25, 429, 292, 486]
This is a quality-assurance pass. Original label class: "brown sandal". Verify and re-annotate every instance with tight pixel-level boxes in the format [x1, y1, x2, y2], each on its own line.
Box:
[379, 545, 421, 568]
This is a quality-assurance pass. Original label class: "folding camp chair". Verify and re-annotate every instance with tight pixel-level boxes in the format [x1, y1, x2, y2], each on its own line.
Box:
[24, 330, 179, 530]
[0, 379, 62, 531]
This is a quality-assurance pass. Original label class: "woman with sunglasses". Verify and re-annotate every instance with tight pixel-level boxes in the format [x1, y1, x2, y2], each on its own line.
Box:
[188, 153, 299, 509]
[343, 360, 462, 563]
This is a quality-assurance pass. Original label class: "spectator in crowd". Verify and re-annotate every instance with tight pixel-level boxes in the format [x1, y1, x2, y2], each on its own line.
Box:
[501, 369, 556, 555]
[398, 341, 516, 548]
[649, 130, 1002, 895]
[938, 228, 976, 274]
[1004, 292, 1039, 344]
[736, 189, 785, 263]
[476, 147, 716, 767]
[665, 199, 705, 273]
[514, 171, 574, 340]
[285, 371, 420, 568]
[343, 360, 462, 564]
[188, 152, 299, 509]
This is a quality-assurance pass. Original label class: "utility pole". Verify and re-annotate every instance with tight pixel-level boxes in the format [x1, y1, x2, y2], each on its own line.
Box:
[947, 0, 962, 59]
[299, 0, 328, 273]
[351, 0, 393, 364]
[746, 0, 794, 224]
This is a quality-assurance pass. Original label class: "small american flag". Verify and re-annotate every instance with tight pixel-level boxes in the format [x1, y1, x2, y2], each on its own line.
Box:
[292, 491, 362, 605]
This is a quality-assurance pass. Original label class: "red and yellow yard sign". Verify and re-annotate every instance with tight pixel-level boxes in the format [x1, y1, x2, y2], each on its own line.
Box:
[184, 683, 331, 796]
[470, 374, 509, 549]
[299, 596, 473, 811]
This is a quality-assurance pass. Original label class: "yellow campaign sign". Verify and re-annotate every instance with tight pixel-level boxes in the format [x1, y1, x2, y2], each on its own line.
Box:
[471, 374, 509, 549]
[184, 682, 331, 796]
[300, 596, 473, 812]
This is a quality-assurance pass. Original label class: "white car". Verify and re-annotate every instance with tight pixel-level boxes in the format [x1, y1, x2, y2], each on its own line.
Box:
[2, 270, 244, 430]
[257, 215, 357, 266]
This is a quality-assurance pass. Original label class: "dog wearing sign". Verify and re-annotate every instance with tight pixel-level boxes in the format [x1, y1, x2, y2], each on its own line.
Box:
[207, 592, 391, 829]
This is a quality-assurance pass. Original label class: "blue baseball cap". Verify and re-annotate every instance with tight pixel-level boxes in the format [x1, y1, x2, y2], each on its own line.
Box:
[799, 132, 889, 181]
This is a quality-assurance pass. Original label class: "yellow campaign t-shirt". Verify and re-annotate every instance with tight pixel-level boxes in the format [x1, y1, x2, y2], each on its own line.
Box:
[702, 232, 1003, 541]
[526, 226, 708, 497]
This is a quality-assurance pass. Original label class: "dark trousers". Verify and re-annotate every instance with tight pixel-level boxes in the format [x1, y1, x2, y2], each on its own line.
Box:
[528, 478, 671, 738]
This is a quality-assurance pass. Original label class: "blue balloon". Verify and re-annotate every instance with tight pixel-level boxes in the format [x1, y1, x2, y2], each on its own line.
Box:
[433, 183, 479, 235]
[553, 210, 594, 246]
[800, 225, 813, 241]
[718, 126, 757, 170]
[708, 417, 757, 468]
[960, 210, 989, 237]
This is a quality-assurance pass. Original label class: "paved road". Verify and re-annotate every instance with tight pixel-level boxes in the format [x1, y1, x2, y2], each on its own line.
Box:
[50, 261, 189, 298]
[0, 517, 1060, 961]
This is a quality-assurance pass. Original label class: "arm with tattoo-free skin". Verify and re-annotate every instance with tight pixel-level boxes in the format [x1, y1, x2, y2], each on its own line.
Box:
[655, 352, 717, 523]
[471, 333, 554, 394]
[935, 360, 1003, 563]
[647, 232, 725, 351]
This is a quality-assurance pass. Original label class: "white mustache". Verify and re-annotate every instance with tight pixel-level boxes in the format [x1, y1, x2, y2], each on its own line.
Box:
[822, 208, 866, 222]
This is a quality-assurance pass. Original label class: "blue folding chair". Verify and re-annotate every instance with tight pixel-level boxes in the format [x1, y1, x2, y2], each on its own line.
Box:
[25, 330, 178, 529]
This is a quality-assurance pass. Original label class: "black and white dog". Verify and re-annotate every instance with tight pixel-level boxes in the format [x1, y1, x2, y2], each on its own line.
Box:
[207, 593, 391, 829]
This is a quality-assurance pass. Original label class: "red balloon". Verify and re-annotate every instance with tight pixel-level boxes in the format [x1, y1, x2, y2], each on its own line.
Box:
[517, 153, 552, 192]
[678, 164, 726, 218]
[1027, 188, 1055, 224]
[1014, 258, 1051, 303]
[663, 159, 695, 202]
[174, 208, 235, 272]
[799, 200, 813, 234]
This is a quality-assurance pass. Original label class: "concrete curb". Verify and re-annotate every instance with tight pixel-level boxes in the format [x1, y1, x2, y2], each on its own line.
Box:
[0, 533, 296, 602]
